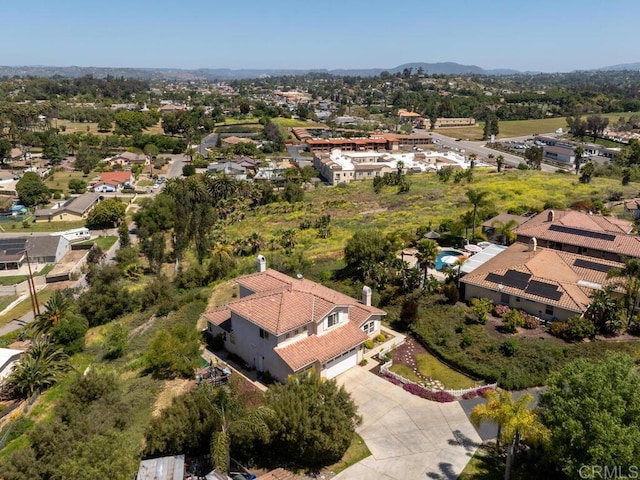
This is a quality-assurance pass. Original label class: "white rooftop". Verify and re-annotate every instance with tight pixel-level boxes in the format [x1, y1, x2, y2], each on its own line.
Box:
[327, 149, 482, 172]
[460, 244, 509, 275]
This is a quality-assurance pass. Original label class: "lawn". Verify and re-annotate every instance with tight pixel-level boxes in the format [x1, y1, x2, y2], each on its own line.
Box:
[459, 444, 541, 480]
[56, 119, 164, 136]
[45, 170, 90, 196]
[0, 296, 18, 312]
[329, 434, 371, 474]
[0, 265, 53, 286]
[270, 118, 325, 128]
[415, 352, 477, 389]
[9, 218, 86, 233]
[78, 235, 118, 250]
[0, 289, 54, 327]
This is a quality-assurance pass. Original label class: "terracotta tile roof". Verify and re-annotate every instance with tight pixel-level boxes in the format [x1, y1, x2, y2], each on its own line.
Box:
[100, 171, 133, 185]
[515, 209, 640, 257]
[274, 322, 368, 371]
[255, 468, 296, 480]
[481, 212, 530, 229]
[202, 309, 232, 331]
[462, 243, 624, 313]
[226, 269, 384, 334]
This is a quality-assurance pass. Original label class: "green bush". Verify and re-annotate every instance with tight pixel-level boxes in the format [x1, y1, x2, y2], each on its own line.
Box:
[499, 339, 519, 357]
[363, 339, 374, 350]
[565, 316, 596, 342]
[502, 309, 524, 333]
[469, 297, 493, 324]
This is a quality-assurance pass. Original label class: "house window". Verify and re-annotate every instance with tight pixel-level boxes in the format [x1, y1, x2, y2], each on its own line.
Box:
[500, 293, 510, 304]
[259, 328, 269, 340]
[545, 305, 554, 316]
[327, 312, 339, 327]
[362, 321, 376, 334]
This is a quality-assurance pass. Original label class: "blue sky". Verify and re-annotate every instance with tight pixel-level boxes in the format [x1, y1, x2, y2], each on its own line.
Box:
[1, 0, 638, 72]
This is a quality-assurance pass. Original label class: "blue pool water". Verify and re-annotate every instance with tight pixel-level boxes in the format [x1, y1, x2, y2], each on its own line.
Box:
[435, 250, 465, 271]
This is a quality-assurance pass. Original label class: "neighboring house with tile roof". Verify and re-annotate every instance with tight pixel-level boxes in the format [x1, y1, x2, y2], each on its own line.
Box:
[515, 209, 639, 262]
[204, 256, 385, 382]
[461, 240, 624, 322]
[93, 171, 134, 192]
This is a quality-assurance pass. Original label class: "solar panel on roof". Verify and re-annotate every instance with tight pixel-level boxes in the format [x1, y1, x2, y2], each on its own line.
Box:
[0, 238, 27, 255]
[525, 280, 563, 301]
[573, 258, 612, 273]
[485, 270, 531, 290]
[502, 270, 532, 289]
[548, 224, 615, 241]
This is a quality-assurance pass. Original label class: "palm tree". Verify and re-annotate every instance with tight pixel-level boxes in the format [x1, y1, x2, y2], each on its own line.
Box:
[471, 389, 549, 480]
[415, 239, 439, 286]
[6, 338, 71, 397]
[465, 189, 490, 242]
[30, 290, 71, 336]
[585, 285, 624, 334]
[606, 257, 640, 327]
[573, 145, 584, 174]
[491, 219, 519, 245]
[496, 154, 505, 173]
[208, 386, 274, 475]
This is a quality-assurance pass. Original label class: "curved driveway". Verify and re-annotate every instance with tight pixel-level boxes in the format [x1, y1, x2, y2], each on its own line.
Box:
[335, 368, 481, 480]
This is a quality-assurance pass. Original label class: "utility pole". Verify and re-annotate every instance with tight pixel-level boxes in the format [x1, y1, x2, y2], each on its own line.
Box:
[24, 249, 40, 317]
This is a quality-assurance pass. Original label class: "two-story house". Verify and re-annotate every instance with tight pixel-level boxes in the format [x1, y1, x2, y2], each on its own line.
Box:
[203, 256, 386, 382]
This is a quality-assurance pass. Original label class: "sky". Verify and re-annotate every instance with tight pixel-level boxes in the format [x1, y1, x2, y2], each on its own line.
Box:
[1, 0, 638, 72]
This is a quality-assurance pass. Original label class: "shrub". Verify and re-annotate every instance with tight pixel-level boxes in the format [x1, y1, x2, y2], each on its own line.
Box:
[502, 309, 524, 333]
[565, 315, 596, 342]
[549, 321, 569, 339]
[469, 297, 493, 324]
[440, 283, 459, 304]
[522, 313, 541, 329]
[375, 333, 386, 343]
[460, 335, 473, 349]
[493, 304, 511, 318]
[499, 339, 519, 357]
[402, 383, 456, 403]
[363, 339, 374, 350]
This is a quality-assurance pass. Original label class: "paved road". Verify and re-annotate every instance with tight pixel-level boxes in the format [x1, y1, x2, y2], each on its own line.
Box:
[197, 133, 219, 156]
[418, 129, 560, 173]
[334, 367, 480, 480]
[165, 154, 187, 179]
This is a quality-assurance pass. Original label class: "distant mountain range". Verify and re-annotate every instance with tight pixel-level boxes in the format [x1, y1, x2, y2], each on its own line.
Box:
[0, 61, 639, 80]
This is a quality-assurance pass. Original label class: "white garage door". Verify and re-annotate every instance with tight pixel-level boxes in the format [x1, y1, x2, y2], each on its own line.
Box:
[324, 349, 358, 379]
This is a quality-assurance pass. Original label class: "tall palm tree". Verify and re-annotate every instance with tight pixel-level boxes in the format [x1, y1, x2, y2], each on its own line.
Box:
[573, 145, 584, 174]
[465, 189, 490, 242]
[415, 238, 439, 286]
[7, 338, 71, 397]
[209, 386, 274, 475]
[491, 219, 519, 245]
[30, 290, 71, 336]
[471, 390, 549, 480]
[606, 257, 640, 327]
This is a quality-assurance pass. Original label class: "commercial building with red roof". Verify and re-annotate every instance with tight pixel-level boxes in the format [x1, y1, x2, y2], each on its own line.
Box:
[203, 256, 385, 382]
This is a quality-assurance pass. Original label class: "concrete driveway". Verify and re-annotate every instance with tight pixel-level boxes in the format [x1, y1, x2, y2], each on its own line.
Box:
[334, 368, 481, 480]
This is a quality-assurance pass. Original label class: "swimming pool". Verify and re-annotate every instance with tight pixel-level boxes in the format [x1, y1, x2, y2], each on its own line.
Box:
[435, 249, 466, 271]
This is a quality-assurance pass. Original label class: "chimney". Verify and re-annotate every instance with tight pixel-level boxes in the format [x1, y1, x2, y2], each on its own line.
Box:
[528, 237, 537, 252]
[362, 286, 372, 306]
[257, 255, 266, 273]
[547, 210, 555, 222]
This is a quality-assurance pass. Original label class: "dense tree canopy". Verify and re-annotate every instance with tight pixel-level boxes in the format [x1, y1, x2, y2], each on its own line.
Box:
[86, 198, 126, 229]
[263, 374, 360, 469]
[540, 354, 640, 478]
[16, 171, 50, 206]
